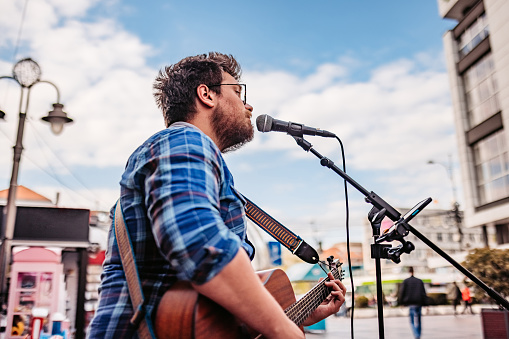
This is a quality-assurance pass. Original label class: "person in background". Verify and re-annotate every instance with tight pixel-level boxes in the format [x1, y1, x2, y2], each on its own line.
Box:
[399, 267, 428, 339]
[452, 281, 462, 315]
[461, 284, 474, 314]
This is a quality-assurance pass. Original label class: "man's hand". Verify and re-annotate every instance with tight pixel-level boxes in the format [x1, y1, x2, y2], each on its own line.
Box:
[302, 272, 347, 326]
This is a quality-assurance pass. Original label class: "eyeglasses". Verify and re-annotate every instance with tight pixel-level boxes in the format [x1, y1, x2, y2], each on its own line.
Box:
[208, 83, 247, 105]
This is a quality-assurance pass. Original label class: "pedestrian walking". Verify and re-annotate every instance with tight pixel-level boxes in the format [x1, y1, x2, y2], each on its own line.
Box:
[461, 285, 474, 314]
[399, 267, 428, 339]
[452, 282, 462, 315]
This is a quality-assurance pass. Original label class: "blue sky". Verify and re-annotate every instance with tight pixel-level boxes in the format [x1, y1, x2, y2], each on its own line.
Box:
[0, 0, 460, 247]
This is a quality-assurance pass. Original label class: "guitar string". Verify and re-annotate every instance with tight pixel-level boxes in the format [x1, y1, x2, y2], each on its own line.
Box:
[287, 267, 342, 324]
[294, 288, 329, 325]
[285, 270, 333, 315]
[285, 267, 342, 325]
[290, 269, 340, 325]
[285, 267, 341, 319]
[285, 280, 326, 321]
[298, 267, 342, 323]
[285, 267, 341, 320]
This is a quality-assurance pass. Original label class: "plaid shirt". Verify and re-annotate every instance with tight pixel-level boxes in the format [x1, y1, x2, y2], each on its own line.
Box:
[87, 122, 254, 338]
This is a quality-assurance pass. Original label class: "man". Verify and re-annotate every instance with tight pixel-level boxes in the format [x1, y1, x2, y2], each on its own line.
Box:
[451, 281, 462, 315]
[87, 52, 345, 338]
[399, 267, 427, 339]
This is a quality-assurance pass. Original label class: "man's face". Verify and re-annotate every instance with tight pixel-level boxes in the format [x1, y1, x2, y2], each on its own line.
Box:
[212, 73, 254, 153]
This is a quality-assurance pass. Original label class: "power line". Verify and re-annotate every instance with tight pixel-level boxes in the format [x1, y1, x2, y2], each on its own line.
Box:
[2, 116, 111, 209]
[18, 148, 102, 208]
[1, 0, 30, 115]
[12, 0, 30, 62]
[25, 117, 110, 207]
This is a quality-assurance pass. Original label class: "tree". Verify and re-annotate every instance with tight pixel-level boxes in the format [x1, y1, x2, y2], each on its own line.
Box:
[463, 248, 509, 301]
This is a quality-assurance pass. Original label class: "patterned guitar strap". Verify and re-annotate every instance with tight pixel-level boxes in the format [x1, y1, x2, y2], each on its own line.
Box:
[241, 194, 319, 265]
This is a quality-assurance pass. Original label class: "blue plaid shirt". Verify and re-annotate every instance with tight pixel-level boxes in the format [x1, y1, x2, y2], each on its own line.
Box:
[87, 122, 254, 338]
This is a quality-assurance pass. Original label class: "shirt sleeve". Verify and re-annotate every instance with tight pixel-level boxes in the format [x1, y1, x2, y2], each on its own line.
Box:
[142, 130, 241, 285]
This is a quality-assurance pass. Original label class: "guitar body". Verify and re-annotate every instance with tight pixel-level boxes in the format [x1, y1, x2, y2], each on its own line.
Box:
[155, 269, 297, 339]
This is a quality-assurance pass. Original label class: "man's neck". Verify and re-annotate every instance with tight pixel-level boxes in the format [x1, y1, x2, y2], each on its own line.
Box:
[187, 110, 221, 149]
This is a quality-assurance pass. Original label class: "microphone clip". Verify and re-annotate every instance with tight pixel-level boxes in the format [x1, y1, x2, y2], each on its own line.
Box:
[370, 241, 415, 264]
[369, 205, 415, 264]
[292, 135, 313, 151]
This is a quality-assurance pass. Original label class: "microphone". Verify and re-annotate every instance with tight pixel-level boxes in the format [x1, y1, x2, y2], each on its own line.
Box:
[256, 114, 336, 138]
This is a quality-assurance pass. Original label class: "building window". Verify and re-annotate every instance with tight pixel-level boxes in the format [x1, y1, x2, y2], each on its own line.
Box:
[437, 233, 443, 241]
[463, 53, 500, 127]
[495, 224, 509, 245]
[482, 225, 489, 247]
[458, 13, 489, 58]
[473, 130, 509, 205]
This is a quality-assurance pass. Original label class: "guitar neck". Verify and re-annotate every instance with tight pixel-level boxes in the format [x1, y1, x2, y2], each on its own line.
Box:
[284, 267, 342, 326]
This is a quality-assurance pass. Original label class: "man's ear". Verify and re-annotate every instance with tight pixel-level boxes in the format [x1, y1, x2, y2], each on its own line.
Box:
[196, 84, 216, 108]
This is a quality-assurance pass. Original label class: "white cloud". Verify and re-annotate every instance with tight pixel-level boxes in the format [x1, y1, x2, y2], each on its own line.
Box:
[0, 0, 458, 227]
[235, 55, 458, 238]
[243, 56, 454, 169]
[0, 0, 160, 210]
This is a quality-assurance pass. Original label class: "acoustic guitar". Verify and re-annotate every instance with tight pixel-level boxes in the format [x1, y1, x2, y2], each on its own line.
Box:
[155, 264, 343, 338]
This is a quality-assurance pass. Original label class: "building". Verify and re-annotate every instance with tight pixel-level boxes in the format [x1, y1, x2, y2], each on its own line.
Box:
[438, 0, 509, 248]
[0, 186, 55, 207]
[320, 242, 364, 272]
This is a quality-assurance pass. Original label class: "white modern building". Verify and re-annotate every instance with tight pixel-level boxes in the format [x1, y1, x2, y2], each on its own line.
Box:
[438, 0, 509, 248]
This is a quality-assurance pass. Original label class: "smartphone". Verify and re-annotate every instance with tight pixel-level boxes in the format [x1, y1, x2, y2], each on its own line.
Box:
[380, 197, 432, 238]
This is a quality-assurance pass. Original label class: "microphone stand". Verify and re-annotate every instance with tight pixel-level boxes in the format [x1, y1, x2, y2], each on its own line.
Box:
[290, 135, 509, 339]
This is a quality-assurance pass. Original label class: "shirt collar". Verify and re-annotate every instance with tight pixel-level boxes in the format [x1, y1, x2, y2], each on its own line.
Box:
[169, 121, 200, 131]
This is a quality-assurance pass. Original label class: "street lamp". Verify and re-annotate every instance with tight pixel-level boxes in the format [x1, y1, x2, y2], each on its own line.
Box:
[0, 58, 73, 307]
[427, 155, 463, 250]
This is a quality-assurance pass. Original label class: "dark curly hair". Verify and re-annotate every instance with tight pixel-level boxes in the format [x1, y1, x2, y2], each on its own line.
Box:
[153, 52, 242, 127]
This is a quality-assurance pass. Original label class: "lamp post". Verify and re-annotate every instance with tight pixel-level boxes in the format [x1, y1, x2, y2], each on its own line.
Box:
[428, 154, 463, 250]
[0, 58, 73, 307]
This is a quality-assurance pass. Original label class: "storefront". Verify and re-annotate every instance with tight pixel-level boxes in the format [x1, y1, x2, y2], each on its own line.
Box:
[1, 205, 90, 339]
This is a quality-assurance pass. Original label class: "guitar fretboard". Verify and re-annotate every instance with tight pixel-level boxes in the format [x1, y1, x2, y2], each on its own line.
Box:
[284, 266, 343, 326]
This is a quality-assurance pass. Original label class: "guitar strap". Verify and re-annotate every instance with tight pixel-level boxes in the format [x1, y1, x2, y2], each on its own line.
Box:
[113, 194, 318, 336]
[242, 195, 319, 264]
[113, 200, 156, 339]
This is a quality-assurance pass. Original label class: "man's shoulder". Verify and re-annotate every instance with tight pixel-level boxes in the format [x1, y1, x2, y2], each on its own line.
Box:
[124, 123, 223, 174]
[144, 123, 218, 153]
[403, 276, 423, 284]
[154, 122, 205, 141]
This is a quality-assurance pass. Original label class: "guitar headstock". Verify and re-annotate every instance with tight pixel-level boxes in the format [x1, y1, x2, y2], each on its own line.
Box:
[318, 256, 344, 281]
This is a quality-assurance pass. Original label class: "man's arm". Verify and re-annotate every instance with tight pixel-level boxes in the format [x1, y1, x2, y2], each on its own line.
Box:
[192, 249, 304, 339]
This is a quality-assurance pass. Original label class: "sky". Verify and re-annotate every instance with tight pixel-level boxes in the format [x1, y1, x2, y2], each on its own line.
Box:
[0, 0, 461, 248]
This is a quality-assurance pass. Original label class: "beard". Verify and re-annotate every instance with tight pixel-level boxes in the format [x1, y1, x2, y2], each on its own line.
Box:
[212, 102, 254, 153]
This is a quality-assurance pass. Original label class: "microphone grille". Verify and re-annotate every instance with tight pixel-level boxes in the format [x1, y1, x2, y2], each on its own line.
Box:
[256, 114, 272, 132]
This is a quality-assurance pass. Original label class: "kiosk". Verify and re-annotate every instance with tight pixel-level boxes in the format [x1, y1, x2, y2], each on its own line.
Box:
[5, 247, 64, 338]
